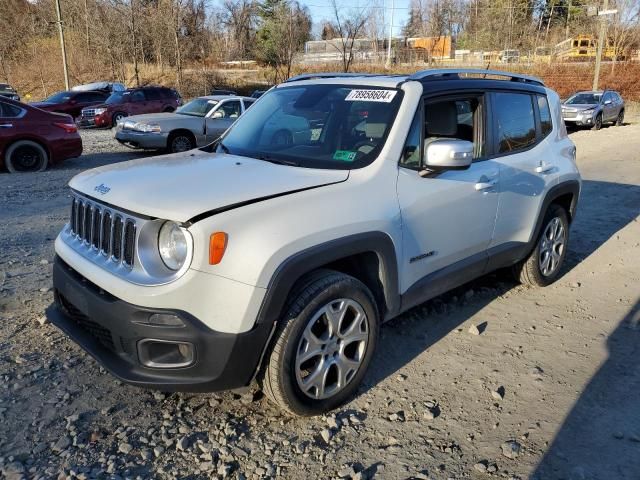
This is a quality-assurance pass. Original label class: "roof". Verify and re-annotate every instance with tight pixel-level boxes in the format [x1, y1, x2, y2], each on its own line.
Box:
[282, 69, 545, 89]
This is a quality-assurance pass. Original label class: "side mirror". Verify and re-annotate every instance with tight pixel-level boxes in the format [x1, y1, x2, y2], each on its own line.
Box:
[423, 139, 474, 171]
[211, 110, 223, 119]
[604, 100, 612, 105]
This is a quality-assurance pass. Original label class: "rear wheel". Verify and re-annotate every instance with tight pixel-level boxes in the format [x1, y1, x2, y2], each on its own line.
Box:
[261, 271, 379, 416]
[615, 110, 624, 126]
[513, 204, 569, 287]
[4, 140, 49, 173]
[168, 132, 195, 153]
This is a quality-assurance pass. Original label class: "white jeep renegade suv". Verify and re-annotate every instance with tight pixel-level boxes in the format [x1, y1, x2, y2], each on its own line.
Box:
[48, 69, 580, 415]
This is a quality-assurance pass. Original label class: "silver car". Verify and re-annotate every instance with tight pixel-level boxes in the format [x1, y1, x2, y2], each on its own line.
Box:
[561, 90, 625, 130]
[114, 95, 255, 153]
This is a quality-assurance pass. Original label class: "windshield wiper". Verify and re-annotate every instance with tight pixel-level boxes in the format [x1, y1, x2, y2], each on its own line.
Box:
[257, 155, 299, 167]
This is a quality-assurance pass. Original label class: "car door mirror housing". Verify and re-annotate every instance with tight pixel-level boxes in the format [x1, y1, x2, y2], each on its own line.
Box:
[423, 139, 474, 171]
[211, 110, 223, 119]
[604, 100, 612, 105]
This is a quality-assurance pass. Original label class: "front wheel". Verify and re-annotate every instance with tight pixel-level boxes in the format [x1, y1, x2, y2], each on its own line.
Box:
[615, 110, 624, 126]
[513, 204, 570, 287]
[168, 132, 195, 153]
[4, 140, 49, 173]
[261, 271, 379, 416]
[592, 113, 602, 130]
[112, 112, 127, 127]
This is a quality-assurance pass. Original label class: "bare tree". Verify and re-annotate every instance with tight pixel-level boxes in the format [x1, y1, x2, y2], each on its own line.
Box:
[329, 0, 369, 72]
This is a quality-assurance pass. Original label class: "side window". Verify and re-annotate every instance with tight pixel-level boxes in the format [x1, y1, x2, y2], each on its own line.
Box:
[131, 91, 146, 102]
[493, 92, 536, 154]
[537, 95, 552, 138]
[144, 89, 161, 101]
[0, 101, 21, 118]
[91, 93, 107, 102]
[243, 99, 255, 110]
[401, 107, 421, 167]
[425, 97, 484, 158]
[219, 100, 242, 118]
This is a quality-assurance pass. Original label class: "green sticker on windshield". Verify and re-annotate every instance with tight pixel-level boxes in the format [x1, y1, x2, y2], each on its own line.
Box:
[333, 150, 357, 162]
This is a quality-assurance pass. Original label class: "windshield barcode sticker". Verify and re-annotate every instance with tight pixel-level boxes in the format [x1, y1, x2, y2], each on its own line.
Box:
[345, 89, 397, 103]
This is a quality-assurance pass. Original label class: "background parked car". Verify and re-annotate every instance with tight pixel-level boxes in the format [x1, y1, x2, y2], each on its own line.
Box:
[0, 83, 20, 101]
[114, 95, 254, 153]
[78, 86, 182, 128]
[30, 90, 109, 120]
[0, 97, 82, 172]
[71, 81, 126, 93]
[561, 90, 625, 130]
[251, 89, 267, 98]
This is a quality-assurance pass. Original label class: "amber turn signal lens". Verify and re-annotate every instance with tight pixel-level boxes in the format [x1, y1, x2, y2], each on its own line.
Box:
[209, 232, 228, 265]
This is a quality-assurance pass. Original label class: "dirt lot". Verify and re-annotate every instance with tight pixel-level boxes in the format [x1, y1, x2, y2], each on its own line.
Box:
[0, 124, 639, 480]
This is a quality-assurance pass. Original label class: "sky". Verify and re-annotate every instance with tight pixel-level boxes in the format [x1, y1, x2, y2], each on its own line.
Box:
[300, 0, 412, 38]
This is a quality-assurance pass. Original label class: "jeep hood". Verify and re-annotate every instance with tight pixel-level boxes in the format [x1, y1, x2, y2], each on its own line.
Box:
[69, 149, 349, 223]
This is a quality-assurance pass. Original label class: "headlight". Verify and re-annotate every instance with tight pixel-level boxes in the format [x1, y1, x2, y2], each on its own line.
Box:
[158, 221, 188, 271]
[134, 123, 161, 133]
[581, 108, 595, 115]
[93, 107, 107, 115]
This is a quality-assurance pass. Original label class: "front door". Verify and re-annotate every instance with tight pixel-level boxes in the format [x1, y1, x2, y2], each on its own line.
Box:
[205, 99, 242, 142]
[397, 94, 499, 294]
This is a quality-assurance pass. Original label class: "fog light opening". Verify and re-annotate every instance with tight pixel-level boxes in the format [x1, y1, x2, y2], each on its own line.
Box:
[138, 339, 194, 368]
[148, 313, 184, 327]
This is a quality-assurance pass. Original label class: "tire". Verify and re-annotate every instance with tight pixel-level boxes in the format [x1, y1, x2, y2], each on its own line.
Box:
[112, 112, 127, 127]
[513, 204, 570, 287]
[615, 110, 624, 126]
[4, 140, 49, 173]
[168, 132, 195, 153]
[592, 113, 602, 130]
[261, 270, 380, 416]
[163, 107, 175, 113]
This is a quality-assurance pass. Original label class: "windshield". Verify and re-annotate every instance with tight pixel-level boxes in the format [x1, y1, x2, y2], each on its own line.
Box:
[566, 93, 601, 105]
[105, 92, 127, 104]
[216, 85, 402, 169]
[45, 92, 72, 103]
[176, 98, 217, 117]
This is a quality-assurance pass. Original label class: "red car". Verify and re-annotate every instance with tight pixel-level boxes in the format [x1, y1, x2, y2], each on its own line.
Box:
[30, 90, 109, 120]
[0, 97, 82, 173]
[78, 86, 182, 128]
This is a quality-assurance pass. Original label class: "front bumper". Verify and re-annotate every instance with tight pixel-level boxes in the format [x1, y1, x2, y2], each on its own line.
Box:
[115, 129, 168, 150]
[562, 112, 596, 126]
[48, 256, 273, 392]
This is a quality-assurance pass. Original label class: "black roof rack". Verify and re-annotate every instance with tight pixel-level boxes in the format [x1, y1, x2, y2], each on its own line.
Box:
[408, 68, 545, 86]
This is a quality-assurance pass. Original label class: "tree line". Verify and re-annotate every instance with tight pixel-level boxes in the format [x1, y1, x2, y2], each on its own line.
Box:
[1, 0, 639, 95]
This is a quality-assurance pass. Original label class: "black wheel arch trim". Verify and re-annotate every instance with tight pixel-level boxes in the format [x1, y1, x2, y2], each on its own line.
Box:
[529, 180, 580, 245]
[255, 231, 401, 328]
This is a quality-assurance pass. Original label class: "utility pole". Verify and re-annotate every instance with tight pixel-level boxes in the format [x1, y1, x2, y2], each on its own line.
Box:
[54, 0, 70, 90]
[385, 0, 394, 68]
[593, 0, 609, 91]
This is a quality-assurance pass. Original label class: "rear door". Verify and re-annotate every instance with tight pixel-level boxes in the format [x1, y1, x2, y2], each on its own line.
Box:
[489, 91, 559, 253]
[0, 101, 25, 157]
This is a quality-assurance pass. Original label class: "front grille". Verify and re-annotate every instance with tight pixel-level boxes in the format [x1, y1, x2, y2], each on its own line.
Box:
[82, 108, 96, 118]
[59, 294, 115, 352]
[68, 195, 136, 268]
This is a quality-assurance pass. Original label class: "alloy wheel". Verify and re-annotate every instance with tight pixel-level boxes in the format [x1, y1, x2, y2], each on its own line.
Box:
[295, 298, 369, 400]
[538, 217, 566, 276]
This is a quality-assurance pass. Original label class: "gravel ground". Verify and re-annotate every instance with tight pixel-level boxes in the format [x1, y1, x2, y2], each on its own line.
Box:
[0, 124, 639, 480]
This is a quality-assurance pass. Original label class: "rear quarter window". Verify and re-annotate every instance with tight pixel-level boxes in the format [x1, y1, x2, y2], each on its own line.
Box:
[537, 95, 553, 138]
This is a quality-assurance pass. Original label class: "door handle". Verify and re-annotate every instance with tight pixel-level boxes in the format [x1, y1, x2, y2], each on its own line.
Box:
[0, 123, 13, 128]
[475, 180, 497, 191]
[535, 164, 554, 174]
